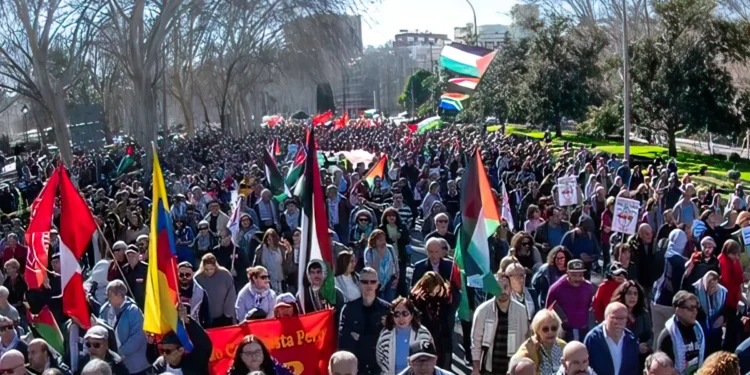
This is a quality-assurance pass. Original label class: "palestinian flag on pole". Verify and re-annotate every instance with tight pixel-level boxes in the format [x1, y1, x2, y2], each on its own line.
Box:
[363, 155, 387, 188]
[284, 147, 306, 188]
[59, 168, 94, 329]
[27, 306, 64, 354]
[263, 148, 291, 202]
[455, 148, 502, 322]
[296, 128, 336, 313]
[272, 138, 281, 156]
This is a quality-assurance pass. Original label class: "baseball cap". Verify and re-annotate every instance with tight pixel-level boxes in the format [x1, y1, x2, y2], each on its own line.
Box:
[84, 325, 109, 340]
[567, 259, 586, 273]
[609, 262, 628, 277]
[274, 293, 297, 309]
[408, 340, 437, 361]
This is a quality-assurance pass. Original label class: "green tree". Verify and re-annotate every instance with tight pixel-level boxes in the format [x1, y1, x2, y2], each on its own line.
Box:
[630, 0, 750, 156]
[521, 17, 607, 136]
[398, 69, 434, 115]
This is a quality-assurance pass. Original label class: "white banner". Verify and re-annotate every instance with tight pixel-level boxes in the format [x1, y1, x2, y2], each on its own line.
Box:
[556, 176, 578, 207]
[612, 197, 641, 235]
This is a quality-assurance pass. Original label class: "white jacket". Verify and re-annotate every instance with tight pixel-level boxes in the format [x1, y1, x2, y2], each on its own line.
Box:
[471, 297, 529, 372]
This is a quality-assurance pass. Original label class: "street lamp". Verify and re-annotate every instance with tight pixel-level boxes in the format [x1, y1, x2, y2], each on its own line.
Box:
[465, 0, 478, 46]
[21, 105, 28, 145]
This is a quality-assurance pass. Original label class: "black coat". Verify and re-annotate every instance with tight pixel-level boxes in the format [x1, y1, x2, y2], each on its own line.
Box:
[75, 350, 128, 375]
[411, 258, 461, 310]
[338, 297, 391, 375]
[151, 318, 213, 375]
[122, 261, 148, 310]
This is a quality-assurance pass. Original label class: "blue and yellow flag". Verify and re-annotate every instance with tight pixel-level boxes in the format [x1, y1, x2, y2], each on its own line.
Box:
[143, 146, 193, 350]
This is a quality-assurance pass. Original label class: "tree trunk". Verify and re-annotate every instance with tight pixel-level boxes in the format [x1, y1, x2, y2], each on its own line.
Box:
[50, 90, 73, 166]
[133, 76, 158, 171]
[668, 130, 677, 157]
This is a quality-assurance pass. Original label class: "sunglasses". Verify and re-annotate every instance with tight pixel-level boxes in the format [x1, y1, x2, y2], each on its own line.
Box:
[436, 220, 448, 224]
[358, 218, 370, 222]
[361, 279, 378, 285]
[521, 242, 532, 246]
[178, 273, 192, 279]
[392, 311, 411, 318]
[85, 342, 102, 349]
[541, 325, 559, 333]
[199, 227, 209, 231]
[0, 365, 22, 374]
[0, 326, 12, 332]
[163, 348, 178, 355]
[680, 305, 698, 312]
[257, 275, 270, 280]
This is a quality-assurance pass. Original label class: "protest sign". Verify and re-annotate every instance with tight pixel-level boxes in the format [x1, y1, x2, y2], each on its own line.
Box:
[612, 197, 641, 235]
[556, 176, 578, 206]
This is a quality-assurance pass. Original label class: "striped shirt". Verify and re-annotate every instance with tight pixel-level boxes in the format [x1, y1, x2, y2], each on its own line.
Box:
[395, 205, 413, 228]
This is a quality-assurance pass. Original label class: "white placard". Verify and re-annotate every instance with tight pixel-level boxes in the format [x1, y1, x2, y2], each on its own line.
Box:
[557, 176, 579, 207]
[612, 197, 641, 235]
[467, 274, 484, 288]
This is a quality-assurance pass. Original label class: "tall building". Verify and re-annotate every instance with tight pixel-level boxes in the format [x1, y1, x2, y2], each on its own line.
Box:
[454, 22, 531, 49]
[393, 30, 449, 72]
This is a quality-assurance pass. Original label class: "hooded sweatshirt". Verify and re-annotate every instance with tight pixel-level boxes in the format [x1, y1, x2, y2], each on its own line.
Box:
[655, 229, 688, 306]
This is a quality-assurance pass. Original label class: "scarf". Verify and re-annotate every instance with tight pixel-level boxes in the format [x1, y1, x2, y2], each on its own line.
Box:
[284, 210, 300, 230]
[665, 317, 704, 374]
[691, 278, 726, 333]
[0, 331, 19, 357]
[665, 229, 688, 260]
[250, 284, 271, 309]
[195, 233, 212, 251]
[538, 341, 564, 375]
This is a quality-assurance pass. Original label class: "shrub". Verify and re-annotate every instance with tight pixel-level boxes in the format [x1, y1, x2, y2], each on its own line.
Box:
[699, 165, 708, 176]
[728, 152, 742, 163]
[728, 169, 741, 181]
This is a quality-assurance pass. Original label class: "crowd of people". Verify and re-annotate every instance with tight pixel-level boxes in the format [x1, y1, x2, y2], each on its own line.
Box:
[0, 122, 749, 375]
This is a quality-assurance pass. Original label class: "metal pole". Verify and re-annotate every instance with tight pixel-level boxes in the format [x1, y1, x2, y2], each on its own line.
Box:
[465, 0, 478, 45]
[622, 0, 631, 161]
[410, 77, 415, 116]
[429, 43, 434, 72]
[24, 114, 28, 144]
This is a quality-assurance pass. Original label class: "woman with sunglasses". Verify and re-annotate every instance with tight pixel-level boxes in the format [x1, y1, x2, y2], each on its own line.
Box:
[610, 280, 653, 372]
[253, 229, 292, 293]
[531, 246, 572, 309]
[227, 335, 293, 375]
[510, 309, 566, 375]
[192, 220, 216, 261]
[410, 271, 453, 370]
[379, 207, 411, 296]
[507, 232, 542, 286]
[375, 297, 433, 374]
[236, 266, 277, 321]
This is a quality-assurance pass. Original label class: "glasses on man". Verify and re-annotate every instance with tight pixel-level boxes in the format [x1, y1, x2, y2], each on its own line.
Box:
[85, 341, 102, 349]
[0, 325, 13, 332]
[360, 279, 378, 285]
[680, 304, 698, 312]
[178, 273, 193, 279]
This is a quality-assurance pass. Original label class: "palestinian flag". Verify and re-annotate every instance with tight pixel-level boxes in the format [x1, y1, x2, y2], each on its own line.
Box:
[27, 306, 64, 354]
[439, 43, 492, 78]
[363, 156, 387, 188]
[455, 148, 502, 322]
[263, 149, 291, 202]
[447, 78, 480, 95]
[364, 109, 377, 118]
[415, 116, 443, 134]
[285, 147, 306, 188]
[59, 168, 94, 329]
[296, 128, 336, 313]
[116, 146, 135, 176]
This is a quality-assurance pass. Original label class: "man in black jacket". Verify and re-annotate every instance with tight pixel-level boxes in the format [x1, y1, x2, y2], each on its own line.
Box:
[534, 206, 571, 254]
[76, 326, 128, 375]
[338, 267, 390, 375]
[177, 262, 212, 328]
[121, 247, 147, 310]
[27, 339, 72, 375]
[151, 305, 213, 375]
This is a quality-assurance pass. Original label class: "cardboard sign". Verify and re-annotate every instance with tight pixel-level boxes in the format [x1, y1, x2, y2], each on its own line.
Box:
[556, 176, 578, 207]
[612, 197, 641, 235]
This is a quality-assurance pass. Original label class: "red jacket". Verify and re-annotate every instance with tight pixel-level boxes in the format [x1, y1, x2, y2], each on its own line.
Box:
[593, 279, 623, 322]
[2, 245, 27, 274]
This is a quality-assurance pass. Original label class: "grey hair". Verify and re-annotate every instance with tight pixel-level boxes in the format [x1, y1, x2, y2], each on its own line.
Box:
[645, 352, 674, 369]
[425, 237, 448, 252]
[81, 359, 112, 375]
[360, 267, 378, 279]
[434, 212, 449, 223]
[0, 286, 9, 299]
[329, 351, 358, 373]
[509, 357, 536, 375]
[106, 280, 128, 298]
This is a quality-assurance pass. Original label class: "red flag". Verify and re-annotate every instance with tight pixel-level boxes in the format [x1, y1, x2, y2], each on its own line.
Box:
[273, 138, 281, 156]
[59, 169, 94, 328]
[207, 310, 335, 375]
[334, 113, 350, 130]
[311, 110, 333, 126]
[25, 169, 61, 290]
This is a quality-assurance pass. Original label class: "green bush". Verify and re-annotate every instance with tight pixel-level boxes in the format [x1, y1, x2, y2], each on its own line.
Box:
[577, 101, 622, 139]
[728, 169, 742, 181]
[729, 152, 743, 163]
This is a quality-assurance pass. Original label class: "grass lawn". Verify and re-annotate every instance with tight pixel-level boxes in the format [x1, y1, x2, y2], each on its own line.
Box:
[504, 125, 750, 190]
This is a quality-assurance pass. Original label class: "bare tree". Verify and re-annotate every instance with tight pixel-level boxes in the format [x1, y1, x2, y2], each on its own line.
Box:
[0, 0, 97, 165]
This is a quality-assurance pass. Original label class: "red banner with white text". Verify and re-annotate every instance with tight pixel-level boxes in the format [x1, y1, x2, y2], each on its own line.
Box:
[207, 309, 335, 375]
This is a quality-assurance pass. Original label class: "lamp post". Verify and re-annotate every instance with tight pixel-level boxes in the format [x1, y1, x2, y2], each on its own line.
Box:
[21, 105, 29, 145]
[465, 0, 478, 45]
[622, 0, 631, 161]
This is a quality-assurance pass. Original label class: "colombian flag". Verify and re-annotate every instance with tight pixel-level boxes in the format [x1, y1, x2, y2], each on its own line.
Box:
[143, 146, 193, 350]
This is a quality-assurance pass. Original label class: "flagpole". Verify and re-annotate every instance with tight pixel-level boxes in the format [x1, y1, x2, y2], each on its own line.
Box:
[93, 222, 135, 300]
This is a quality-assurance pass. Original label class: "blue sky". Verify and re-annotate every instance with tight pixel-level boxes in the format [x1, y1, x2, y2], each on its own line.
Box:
[360, 0, 520, 47]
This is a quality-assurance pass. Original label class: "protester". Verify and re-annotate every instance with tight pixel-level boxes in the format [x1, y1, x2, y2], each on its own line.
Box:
[510, 309, 566, 375]
[297, 260, 344, 315]
[505, 262, 537, 321]
[644, 352, 677, 375]
[592, 262, 627, 322]
[363, 230, 398, 302]
[546, 259, 594, 341]
[398, 339, 456, 375]
[329, 351, 358, 375]
[531, 246, 572, 309]
[177, 261, 212, 327]
[338, 267, 390, 375]
[120, 246, 147, 310]
[584, 302, 640, 375]
[556, 341, 596, 375]
[696, 351, 740, 375]
[688, 271, 725, 356]
[253, 229, 292, 293]
[194, 253, 237, 327]
[656, 291, 705, 375]
[227, 335, 293, 375]
[99, 280, 149, 375]
[76, 326, 128, 375]
[0, 316, 25, 359]
[471, 271, 528, 375]
[653, 229, 689, 340]
[334, 250, 361, 303]
[717, 239, 744, 351]
[410, 271, 453, 370]
[376, 297, 433, 374]
[151, 304, 213, 374]
[26, 339, 72, 375]
[0, 349, 25, 375]
[510, 358, 537, 375]
[0, 287, 19, 323]
[236, 266, 277, 320]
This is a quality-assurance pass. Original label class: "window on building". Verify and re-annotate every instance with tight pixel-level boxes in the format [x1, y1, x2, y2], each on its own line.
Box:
[407, 36, 414, 43]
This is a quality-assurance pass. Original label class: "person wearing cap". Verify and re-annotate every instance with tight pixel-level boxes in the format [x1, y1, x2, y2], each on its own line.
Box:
[592, 262, 628, 323]
[673, 184, 699, 228]
[546, 259, 595, 341]
[193, 220, 216, 260]
[76, 325, 128, 375]
[203, 200, 229, 236]
[656, 291, 705, 375]
[26, 338, 72, 375]
[560, 215, 601, 273]
[98, 280, 149, 374]
[584, 302, 639, 375]
[653, 228, 689, 343]
[273, 293, 299, 318]
[397, 339, 455, 375]
[107, 241, 128, 282]
[681, 235, 720, 289]
[119, 245, 148, 310]
[177, 261, 212, 328]
[151, 303, 213, 375]
[339, 267, 390, 375]
[0, 349, 25, 375]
